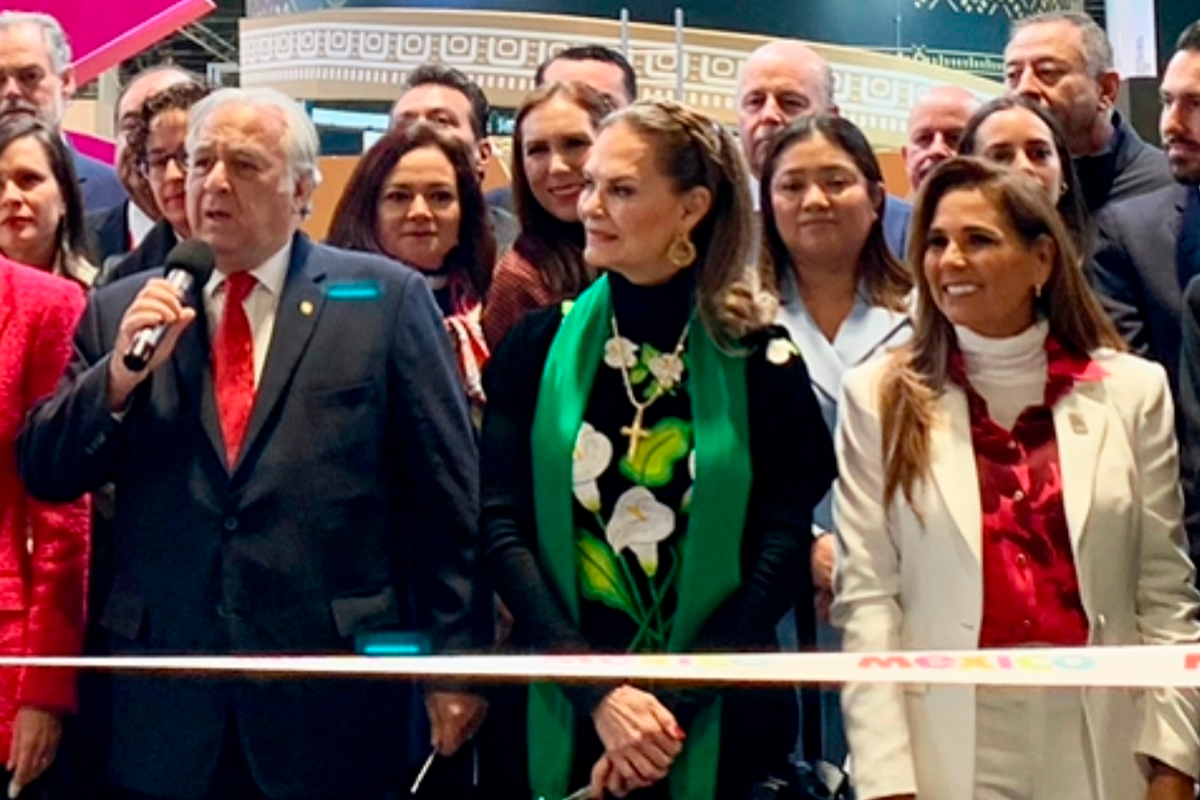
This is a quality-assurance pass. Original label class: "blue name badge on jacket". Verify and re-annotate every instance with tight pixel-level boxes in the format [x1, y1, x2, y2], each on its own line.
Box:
[326, 281, 383, 301]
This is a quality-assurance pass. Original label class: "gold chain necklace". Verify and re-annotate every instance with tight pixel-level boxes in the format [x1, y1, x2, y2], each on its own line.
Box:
[610, 313, 690, 459]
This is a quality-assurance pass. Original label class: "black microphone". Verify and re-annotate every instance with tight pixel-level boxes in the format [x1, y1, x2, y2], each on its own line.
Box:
[122, 239, 215, 372]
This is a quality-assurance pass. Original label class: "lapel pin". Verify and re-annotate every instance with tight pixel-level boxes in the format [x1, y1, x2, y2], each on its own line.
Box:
[1069, 412, 1087, 435]
[299, 300, 314, 316]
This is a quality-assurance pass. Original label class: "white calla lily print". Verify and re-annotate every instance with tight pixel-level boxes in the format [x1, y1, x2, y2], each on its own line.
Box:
[606, 487, 675, 576]
[572, 422, 612, 512]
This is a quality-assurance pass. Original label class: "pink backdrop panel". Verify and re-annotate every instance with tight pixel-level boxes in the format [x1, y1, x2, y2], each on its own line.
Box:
[65, 131, 116, 163]
[6, 0, 216, 85]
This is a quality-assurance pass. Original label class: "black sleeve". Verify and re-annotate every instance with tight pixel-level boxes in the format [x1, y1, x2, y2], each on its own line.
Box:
[692, 327, 835, 651]
[652, 328, 835, 723]
[1090, 210, 1152, 356]
[1178, 277, 1200, 578]
[480, 307, 617, 713]
[18, 283, 144, 502]
[390, 271, 489, 654]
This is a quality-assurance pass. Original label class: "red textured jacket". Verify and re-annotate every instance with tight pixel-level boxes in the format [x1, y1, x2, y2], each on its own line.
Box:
[0, 258, 88, 754]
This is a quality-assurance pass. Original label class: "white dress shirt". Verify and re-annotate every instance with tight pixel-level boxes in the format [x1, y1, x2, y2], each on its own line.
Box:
[128, 202, 156, 248]
[202, 241, 291, 386]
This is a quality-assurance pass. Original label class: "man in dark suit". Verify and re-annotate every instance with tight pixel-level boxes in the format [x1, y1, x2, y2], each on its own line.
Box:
[18, 86, 488, 800]
[1004, 11, 1173, 216]
[735, 40, 911, 261]
[95, 81, 212, 290]
[0, 11, 125, 213]
[89, 66, 199, 267]
[1167, 21, 1200, 572]
[1091, 21, 1200, 396]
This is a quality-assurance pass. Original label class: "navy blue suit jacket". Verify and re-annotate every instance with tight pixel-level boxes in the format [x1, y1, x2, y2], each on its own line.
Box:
[70, 148, 126, 214]
[882, 195, 911, 263]
[18, 234, 486, 799]
[1091, 184, 1193, 393]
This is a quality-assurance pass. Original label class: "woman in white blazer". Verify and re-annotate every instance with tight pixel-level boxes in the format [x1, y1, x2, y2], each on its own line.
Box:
[833, 157, 1200, 800]
[760, 114, 912, 763]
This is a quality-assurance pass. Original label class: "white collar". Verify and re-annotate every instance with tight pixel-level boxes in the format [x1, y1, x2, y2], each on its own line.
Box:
[127, 203, 156, 246]
[205, 239, 292, 300]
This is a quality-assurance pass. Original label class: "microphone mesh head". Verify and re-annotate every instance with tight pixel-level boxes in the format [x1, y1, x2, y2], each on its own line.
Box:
[165, 239, 216, 284]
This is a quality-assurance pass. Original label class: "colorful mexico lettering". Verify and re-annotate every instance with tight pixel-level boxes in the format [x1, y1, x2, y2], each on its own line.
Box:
[859, 654, 1097, 671]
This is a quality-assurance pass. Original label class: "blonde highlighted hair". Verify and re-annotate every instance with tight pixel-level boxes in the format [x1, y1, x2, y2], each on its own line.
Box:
[600, 100, 774, 347]
[879, 157, 1123, 509]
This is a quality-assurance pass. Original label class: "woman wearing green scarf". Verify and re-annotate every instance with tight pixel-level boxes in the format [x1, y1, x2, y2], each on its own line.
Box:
[480, 100, 836, 800]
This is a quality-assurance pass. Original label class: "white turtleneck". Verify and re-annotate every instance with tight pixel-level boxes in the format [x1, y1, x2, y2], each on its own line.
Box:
[955, 320, 1048, 430]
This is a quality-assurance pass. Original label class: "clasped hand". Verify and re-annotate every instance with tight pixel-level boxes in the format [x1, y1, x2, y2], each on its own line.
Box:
[425, 691, 488, 757]
[587, 685, 685, 798]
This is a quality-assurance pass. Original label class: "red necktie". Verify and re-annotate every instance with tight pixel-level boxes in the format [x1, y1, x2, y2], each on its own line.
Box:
[213, 272, 257, 466]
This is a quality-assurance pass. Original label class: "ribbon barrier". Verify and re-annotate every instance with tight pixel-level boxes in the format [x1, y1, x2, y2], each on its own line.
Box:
[1, 645, 1200, 688]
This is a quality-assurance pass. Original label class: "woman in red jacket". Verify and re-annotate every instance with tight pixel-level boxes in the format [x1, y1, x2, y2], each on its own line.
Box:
[0, 255, 88, 797]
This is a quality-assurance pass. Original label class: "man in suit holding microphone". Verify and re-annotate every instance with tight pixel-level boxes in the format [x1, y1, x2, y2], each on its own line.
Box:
[18, 87, 488, 800]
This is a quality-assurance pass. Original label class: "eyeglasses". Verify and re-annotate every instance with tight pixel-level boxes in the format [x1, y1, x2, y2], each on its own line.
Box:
[139, 149, 189, 178]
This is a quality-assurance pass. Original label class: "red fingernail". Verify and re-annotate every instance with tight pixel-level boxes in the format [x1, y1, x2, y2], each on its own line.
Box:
[672, 725, 686, 740]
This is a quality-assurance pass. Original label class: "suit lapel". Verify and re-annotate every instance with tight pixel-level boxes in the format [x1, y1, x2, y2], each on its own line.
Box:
[776, 277, 910, 406]
[1177, 185, 1200, 293]
[232, 236, 326, 475]
[928, 385, 982, 562]
[837, 302, 911, 367]
[1053, 383, 1108, 552]
[777, 295, 842, 406]
[170, 285, 224, 468]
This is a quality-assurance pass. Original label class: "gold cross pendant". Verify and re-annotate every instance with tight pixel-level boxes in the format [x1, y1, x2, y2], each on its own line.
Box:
[621, 406, 650, 460]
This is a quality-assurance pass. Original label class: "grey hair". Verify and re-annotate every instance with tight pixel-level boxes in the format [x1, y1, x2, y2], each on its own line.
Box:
[1011, 11, 1114, 76]
[187, 87, 323, 192]
[0, 11, 72, 74]
[818, 61, 835, 110]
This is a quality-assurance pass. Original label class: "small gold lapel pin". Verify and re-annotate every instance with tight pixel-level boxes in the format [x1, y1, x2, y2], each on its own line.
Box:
[299, 300, 314, 316]
[1069, 412, 1087, 435]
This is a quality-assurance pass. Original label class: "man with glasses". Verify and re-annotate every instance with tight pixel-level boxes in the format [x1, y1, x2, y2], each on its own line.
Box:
[1004, 11, 1172, 214]
[0, 11, 125, 213]
[90, 66, 199, 266]
[99, 82, 210, 286]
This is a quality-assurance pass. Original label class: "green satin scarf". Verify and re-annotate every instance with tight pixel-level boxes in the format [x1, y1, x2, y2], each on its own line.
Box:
[528, 274, 752, 800]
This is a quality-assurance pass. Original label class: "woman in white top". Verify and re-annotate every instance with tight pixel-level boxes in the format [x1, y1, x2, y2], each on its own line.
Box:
[834, 157, 1200, 800]
[759, 113, 912, 763]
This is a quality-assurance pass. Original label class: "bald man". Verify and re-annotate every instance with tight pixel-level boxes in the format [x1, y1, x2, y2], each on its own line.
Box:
[737, 40, 835, 178]
[902, 86, 979, 193]
[736, 39, 910, 258]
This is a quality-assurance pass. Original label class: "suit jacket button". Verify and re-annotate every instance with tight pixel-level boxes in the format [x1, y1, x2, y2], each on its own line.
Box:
[223, 517, 238, 532]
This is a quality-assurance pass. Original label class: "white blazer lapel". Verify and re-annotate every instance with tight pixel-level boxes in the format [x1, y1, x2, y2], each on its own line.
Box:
[837, 302, 911, 367]
[928, 386, 983, 562]
[1054, 383, 1108, 551]
[776, 281, 843, 406]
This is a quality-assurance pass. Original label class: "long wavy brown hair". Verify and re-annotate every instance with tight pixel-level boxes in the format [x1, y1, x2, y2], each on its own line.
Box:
[601, 100, 771, 348]
[879, 157, 1123, 509]
[510, 81, 613, 297]
[327, 121, 495, 300]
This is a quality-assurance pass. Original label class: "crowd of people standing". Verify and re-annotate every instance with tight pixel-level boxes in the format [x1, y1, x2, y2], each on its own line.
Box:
[1, 6, 1200, 800]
